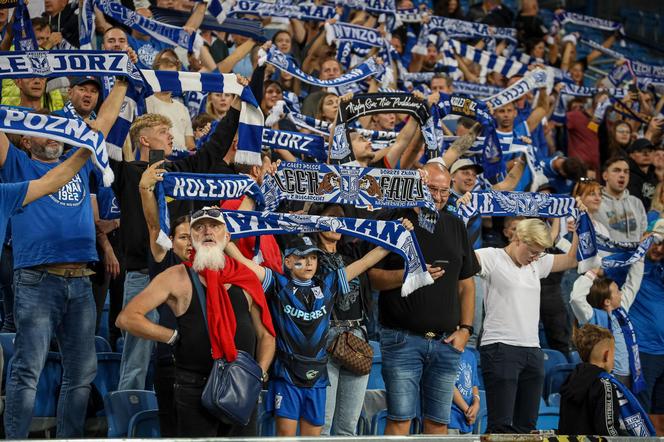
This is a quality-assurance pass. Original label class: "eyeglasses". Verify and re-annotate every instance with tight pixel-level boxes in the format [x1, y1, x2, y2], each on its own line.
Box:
[428, 186, 451, 196]
[527, 248, 547, 259]
[191, 208, 222, 220]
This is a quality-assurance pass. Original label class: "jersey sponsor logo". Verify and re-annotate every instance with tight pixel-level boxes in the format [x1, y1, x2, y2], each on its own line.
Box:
[283, 304, 327, 321]
[305, 369, 319, 380]
[50, 173, 86, 207]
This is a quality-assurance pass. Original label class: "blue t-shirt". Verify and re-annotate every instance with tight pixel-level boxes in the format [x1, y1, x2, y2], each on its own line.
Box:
[0, 181, 28, 246]
[0, 144, 97, 268]
[449, 350, 480, 434]
[629, 259, 664, 355]
[128, 36, 171, 70]
[587, 308, 630, 376]
[263, 267, 349, 388]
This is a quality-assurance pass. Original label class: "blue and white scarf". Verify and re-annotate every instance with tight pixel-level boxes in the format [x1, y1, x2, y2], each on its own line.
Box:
[152, 7, 266, 41]
[79, 0, 94, 50]
[576, 211, 599, 272]
[484, 68, 554, 109]
[597, 234, 657, 269]
[597, 372, 654, 436]
[141, 70, 264, 166]
[258, 47, 384, 88]
[425, 16, 517, 45]
[266, 100, 331, 136]
[261, 129, 327, 162]
[324, 22, 386, 49]
[92, 0, 204, 56]
[12, 0, 37, 51]
[454, 81, 504, 98]
[0, 50, 144, 86]
[579, 38, 626, 61]
[261, 161, 438, 232]
[456, 191, 578, 223]
[610, 308, 647, 395]
[0, 108, 113, 185]
[228, 0, 336, 22]
[450, 40, 528, 79]
[552, 11, 625, 40]
[154, 172, 263, 248]
[433, 93, 503, 180]
[224, 209, 432, 297]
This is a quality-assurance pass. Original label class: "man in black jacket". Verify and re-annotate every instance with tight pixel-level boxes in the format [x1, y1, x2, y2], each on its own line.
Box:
[559, 324, 629, 436]
[626, 138, 658, 210]
[112, 76, 248, 390]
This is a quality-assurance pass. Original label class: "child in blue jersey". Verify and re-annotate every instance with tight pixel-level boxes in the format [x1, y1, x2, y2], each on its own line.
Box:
[449, 349, 481, 434]
[226, 223, 411, 436]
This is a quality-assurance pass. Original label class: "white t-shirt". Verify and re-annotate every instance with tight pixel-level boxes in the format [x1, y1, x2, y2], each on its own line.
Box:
[476, 247, 554, 348]
[146, 96, 194, 150]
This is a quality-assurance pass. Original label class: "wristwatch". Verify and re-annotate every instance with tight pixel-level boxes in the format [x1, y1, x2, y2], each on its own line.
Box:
[458, 324, 474, 335]
[261, 371, 269, 383]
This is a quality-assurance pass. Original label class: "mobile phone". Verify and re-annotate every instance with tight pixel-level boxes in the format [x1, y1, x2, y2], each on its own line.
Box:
[432, 260, 449, 268]
[149, 149, 165, 166]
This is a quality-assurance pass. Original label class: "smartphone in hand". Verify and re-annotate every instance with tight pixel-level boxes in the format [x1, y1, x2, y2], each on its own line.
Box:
[149, 149, 165, 166]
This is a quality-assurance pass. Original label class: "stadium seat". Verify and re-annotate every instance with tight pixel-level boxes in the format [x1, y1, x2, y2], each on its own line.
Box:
[95, 336, 112, 353]
[367, 340, 384, 390]
[536, 411, 560, 431]
[0, 332, 16, 385]
[128, 409, 161, 438]
[567, 351, 581, 365]
[542, 349, 567, 375]
[548, 392, 561, 407]
[472, 389, 487, 434]
[545, 363, 576, 399]
[104, 390, 158, 438]
[93, 352, 122, 415]
[370, 409, 419, 435]
[25, 352, 63, 433]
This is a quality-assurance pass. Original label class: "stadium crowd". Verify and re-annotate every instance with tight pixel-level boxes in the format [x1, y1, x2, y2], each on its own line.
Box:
[0, 0, 664, 438]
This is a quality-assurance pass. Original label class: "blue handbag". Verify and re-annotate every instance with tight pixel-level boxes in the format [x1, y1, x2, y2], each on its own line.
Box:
[188, 267, 263, 426]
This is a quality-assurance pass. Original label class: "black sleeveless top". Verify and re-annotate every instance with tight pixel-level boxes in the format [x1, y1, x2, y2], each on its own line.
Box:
[174, 267, 257, 375]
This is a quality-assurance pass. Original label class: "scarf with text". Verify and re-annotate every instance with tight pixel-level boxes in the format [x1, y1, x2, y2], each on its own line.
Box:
[258, 47, 384, 88]
[227, 0, 336, 22]
[610, 308, 647, 395]
[552, 11, 625, 41]
[433, 93, 503, 180]
[141, 70, 264, 166]
[224, 209, 432, 297]
[92, 0, 204, 56]
[597, 372, 655, 436]
[330, 92, 436, 163]
[0, 108, 112, 185]
[154, 172, 263, 249]
[484, 68, 554, 109]
[425, 15, 517, 46]
[597, 234, 658, 269]
[324, 22, 386, 49]
[261, 161, 438, 232]
[261, 129, 327, 162]
[185, 256, 275, 361]
[151, 7, 266, 41]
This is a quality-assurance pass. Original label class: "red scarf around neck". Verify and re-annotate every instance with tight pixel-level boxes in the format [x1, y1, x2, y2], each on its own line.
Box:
[185, 253, 275, 361]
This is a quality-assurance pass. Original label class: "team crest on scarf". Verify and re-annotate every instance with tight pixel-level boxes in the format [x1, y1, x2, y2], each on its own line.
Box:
[28, 51, 51, 75]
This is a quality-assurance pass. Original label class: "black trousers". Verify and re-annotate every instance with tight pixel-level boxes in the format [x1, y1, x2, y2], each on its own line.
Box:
[154, 361, 177, 437]
[480, 343, 545, 434]
[540, 283, 572, 355]
[173, 367, 258, 437]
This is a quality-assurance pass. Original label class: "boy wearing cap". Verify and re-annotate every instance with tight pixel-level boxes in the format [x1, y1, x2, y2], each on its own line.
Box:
[225, 225, 411, 436]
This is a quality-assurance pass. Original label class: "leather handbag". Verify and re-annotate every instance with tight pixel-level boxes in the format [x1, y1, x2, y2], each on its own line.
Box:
[327, 326, 373, 376]
[201, 350, 263, 426]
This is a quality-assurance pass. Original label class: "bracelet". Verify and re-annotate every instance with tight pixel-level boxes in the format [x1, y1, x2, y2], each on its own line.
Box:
[473, 394, 480, 400]
[167, 329, 179, 345]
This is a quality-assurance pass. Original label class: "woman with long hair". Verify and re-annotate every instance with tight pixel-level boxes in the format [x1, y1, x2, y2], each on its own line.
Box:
[315, 92, 339, 124]
[607, 121, 633, 158]
[205, 92, 233, 120]
[648, 182, 664, 223]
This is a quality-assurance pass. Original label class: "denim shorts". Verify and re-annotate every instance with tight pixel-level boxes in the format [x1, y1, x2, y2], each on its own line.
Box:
[380, 327, 461, 424]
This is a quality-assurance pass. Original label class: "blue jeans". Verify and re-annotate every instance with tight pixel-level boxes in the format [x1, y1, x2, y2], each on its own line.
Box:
[322, 325, 370, 435]
[4, 269, 97, 438]
[380, 327, 461, 424]
[118, 271, 155, 390]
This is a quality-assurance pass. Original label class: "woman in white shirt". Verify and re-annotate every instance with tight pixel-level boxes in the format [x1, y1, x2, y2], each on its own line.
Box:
[475, 218, 579, 434]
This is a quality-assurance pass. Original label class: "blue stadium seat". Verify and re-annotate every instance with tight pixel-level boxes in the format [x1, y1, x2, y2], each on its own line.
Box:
[548, 392, 561, 408]
[542, 349, 567, 376]
[104, 390, 158, 438]
[367, 340, 384, 390]
[370, 409, 419, 435]
[20, 352, 63, 432]
[128, 409, 161, 438]
[472, 389, 487, 434]
[93, 352, 122, 415]
[545, 363, 576, 399]
[95, 336, 112, 353]
[536, 411, 559, 431]
[0, 332, 16, 384]
[567, 351, 581, 365]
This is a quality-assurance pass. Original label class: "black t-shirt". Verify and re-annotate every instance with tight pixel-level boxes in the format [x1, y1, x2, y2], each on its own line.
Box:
[376, 209, 480, 334]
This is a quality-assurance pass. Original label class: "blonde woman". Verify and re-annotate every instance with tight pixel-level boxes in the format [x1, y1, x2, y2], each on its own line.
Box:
[648, 182, 664, 224]
[475, 218, 579, 434]
[205, 92, 233, 121]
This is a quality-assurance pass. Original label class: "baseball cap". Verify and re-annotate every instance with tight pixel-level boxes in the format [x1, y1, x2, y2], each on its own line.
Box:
[190, 206, 226, 227]
[69, 76, 102, 90]
[626, 138, 654, 154]
[284, 236, 322, 257]
[450, 158, 484, 175]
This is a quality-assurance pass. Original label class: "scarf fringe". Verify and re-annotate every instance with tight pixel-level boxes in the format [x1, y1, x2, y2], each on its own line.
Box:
[402, 271, 434, 297]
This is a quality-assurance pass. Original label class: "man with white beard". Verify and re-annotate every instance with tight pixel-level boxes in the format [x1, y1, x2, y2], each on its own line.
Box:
[116, 206, 276, 437]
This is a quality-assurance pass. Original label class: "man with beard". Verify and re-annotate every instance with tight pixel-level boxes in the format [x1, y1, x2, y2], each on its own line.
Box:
[116, 207, 276, 437]
[0, 111, 119, 437]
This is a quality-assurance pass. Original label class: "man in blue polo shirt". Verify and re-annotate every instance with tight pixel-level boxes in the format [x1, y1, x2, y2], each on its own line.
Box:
[0, 106, 124, 437]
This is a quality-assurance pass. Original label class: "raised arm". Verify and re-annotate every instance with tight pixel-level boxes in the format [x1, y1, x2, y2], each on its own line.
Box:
[183, 2, 207, 31]
[569, 272, 595, 324]
[384, 115, 419, 169]
[620, 259, 645, 311]
[526, 88, 549, 133]
[139, 161, 167, 262]
[225, 240, 266, 282]
[345, 246, 390, 282]
[551, 220, 578, 272]
[442, 122, 482, 168]
[218, 39, 256, 73]
[24, 148, 92, 205]
[93, 78, 129, 137]
[492, 156, 526, 191]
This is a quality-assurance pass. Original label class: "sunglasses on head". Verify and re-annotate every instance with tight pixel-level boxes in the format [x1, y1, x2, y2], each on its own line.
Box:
[578, 177, 597, 183]
[191, 208, 222, 220]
